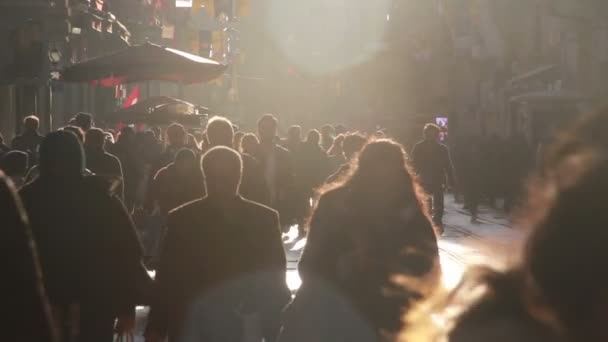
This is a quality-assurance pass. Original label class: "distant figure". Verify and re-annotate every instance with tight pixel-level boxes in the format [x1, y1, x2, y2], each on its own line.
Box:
[85, 128, 124, 201]
[241, 133, 260, 156]
[146, 148, 205, 218]
[404, 112, 608, 342]
[320, 124, 335, 152]
[411, 124, 456, 230]
[299, 130, 329, 196]
[1, 171, 57, 342]
[12, 115, 44, 165]
[20, 131, 150, 342]
[327, 133, 347, 174]
[284, 125, 304, 153]
[1, 150, 29, 189]
[326, 133, 367, 184]
[281, 140, 440, 342]
[145, 146, 290, 342]
[72, 112, 94, 132]
[255, 114, 294, 224]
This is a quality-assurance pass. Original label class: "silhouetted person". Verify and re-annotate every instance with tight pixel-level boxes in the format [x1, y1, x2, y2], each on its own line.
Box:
[12, 115, 44, 165]
[233, 131, 245, 152]
[1, 171, 57, 342]
[281, 140, 440, 342]
[85, 128, 124, 201]
[206, 116, 270, 206]
[405, 111, 608, 342]
[146, 148, 205, 218]
[255, 114, 294, 224]
[1, 150, 29, 189]
[113, 126, 141, 211]
[411, 124, 455, 230]
[145, 146, 290, 342]
[20, 131, 150, 342]
[283, 125, 304, 153]
[334, 124, 347, 136]
[72, 112, 94, 132]
[327, 133, 347, 174]
[241, 133, 260, 156]
[326, 133, 367, 184]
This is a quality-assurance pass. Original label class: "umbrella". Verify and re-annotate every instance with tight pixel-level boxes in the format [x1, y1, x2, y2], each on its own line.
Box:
[62, 42, 227, 84]
[105, 96, 209, 125]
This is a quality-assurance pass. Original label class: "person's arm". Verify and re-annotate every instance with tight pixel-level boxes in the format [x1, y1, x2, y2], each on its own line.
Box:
[113, 156, 125, 203]
[297, 195, 335, 282]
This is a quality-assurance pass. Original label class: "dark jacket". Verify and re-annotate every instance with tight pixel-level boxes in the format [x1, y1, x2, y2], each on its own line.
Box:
[12, 131, 44, 165]
[85, 149, 124, 201]
[20, 176, 148, 318]
[283, 187, 440, 341]
[411, 139, 455, 190]
[1, 174, 56, 342]
[146, 196, 290, 341]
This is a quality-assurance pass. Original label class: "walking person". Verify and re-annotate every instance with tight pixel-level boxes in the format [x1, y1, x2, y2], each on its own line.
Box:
[411, 124, 456, 232]
[20, 131, 150, 342]
[280, 139, 441, 342]
[85, 128, 124, 201]
[1, 150, 29, 189]
[113, 126, 142, 211]
[326, 132, 367, 184]
[254, 114, 294, 225]
[145, 146, 290, 342]
[1, 171, 57, 342]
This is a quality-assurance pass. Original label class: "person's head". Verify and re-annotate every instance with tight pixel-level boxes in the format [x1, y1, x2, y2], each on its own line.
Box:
[61, 126, 85, 143]
[174, 148, 198, 176]
[166, 123, 187, 147]
[105, 132, 115, 145]
[306, 129, 321, 146]
[346, 139, 420, 204]
[321, 124, 335, 137]
[233, 131, 245, 151]
[206, 116, 234, 147]
[23, 115, 40, 133]
[39, 130, 85, 179]
[1, 151, 29, 177]
[258, 114, 278, 143]
[328, 134, 345, 154]
[342, 133, 367, 160]
[73, 112, 93, 131]
[240, 133, 259, 155]
[201, 146, 242, 199]
[85, 128, 106, 151]
[288, 125, 302, 143]
[423, 124, 441, 141]
[335, 124, 347, 135]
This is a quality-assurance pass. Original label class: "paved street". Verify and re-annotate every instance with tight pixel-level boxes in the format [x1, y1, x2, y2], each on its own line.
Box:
[134, 196, 521, 340]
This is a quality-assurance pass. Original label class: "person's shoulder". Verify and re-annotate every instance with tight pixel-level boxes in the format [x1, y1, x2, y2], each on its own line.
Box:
[318, 186, 348, 206]
[169, 198, 206, 218]
[240, 197, 278, 217]
[275, 144, 290, 155]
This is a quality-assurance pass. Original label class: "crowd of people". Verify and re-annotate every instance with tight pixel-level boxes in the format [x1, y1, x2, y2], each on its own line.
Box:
[1, 107, 606, 342]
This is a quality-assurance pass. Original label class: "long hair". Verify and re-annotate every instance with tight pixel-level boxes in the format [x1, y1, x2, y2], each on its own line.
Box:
[319, 138, 429, 216]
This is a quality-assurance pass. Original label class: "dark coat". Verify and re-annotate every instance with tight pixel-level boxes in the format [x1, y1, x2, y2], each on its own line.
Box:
[254, 143, 295, 222]
[1, 174, 56, 342]
[411, 139, 456, 191]
[85, 149, 124, 201]
[146, 196, 290, 342]
[283, 187, 440, 341]
[12, 131, 44, 165]
[19, 176, 149, 333]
